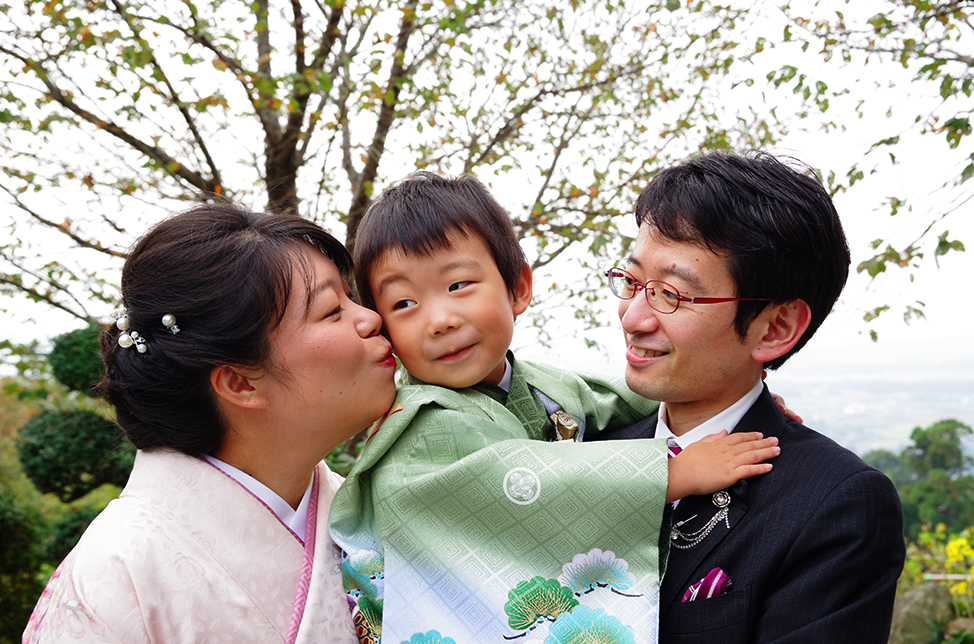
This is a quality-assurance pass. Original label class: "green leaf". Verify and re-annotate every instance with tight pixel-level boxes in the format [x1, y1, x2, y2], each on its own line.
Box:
[857, 256, 887, 277]
[862, 305, 889, 323]
[944, 117, 970, 149]
[935, 231, 966, 257]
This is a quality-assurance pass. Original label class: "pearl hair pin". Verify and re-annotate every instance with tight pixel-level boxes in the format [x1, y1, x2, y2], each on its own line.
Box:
[113, 308, 148, 353]
[118, 330, 147, 353]
[162, 314, 180, 334]
[112, 309, 182, 353]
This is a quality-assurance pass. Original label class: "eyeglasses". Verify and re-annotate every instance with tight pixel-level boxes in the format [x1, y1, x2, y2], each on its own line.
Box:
[604, 267, 773, 315]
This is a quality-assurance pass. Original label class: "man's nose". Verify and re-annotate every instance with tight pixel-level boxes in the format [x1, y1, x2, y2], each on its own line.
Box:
[619, 292, 661, 335]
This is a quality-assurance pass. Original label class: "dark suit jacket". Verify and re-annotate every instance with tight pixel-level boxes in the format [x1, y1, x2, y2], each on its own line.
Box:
[591, 386, 905, 644]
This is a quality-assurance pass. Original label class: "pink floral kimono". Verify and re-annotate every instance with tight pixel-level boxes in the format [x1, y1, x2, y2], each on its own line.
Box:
[23, 449, 358, 644]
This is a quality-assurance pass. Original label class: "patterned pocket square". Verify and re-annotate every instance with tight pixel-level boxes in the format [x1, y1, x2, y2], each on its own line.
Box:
[682, 567, 732, 602]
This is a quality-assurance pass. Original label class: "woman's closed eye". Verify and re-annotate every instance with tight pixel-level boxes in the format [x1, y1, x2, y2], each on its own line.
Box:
[448, 281, 472, 292]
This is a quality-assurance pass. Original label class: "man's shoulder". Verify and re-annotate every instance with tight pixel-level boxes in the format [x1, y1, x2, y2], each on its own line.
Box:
[586, 411, 659, 441]
[745, 418, 898, 514]
[777, 419, 876, 474]
[744, 390, 879, 477]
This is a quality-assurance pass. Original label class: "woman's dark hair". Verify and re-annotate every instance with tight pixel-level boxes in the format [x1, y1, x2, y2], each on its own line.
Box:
[635, 151, 851, 370]
[101, 202, 352, 456]
[353, 171, 527, 310]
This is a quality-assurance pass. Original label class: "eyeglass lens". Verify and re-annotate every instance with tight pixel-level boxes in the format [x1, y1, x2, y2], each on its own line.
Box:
[607, 268, 680, 314]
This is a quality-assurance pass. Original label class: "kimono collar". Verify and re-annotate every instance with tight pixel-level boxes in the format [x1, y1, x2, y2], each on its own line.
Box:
[203, 455, 314, 541]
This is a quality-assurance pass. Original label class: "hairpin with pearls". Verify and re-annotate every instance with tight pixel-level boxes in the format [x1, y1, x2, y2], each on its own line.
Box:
[113, 310, 181, 353]
[162, 314, 180, 335]
[113, 310, 147, 354]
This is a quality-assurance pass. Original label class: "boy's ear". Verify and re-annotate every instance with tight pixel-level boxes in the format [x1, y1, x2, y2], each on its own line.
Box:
[209, 365, 269, 410]
[750, 300, 811, 363]
[511, 262, 533, 316]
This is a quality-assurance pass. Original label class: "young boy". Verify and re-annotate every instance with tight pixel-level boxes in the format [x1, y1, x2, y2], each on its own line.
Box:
[328, 172, 780, 644]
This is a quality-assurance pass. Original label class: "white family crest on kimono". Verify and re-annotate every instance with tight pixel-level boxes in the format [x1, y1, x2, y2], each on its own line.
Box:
[23, 449, 359, 644]
[331, 357, 669, 644]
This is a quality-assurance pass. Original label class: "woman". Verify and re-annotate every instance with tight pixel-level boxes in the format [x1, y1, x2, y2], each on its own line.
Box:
[23, 203, 398, 643]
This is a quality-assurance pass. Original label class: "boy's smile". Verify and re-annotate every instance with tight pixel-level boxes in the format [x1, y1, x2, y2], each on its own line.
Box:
[369, 230, 532, 389]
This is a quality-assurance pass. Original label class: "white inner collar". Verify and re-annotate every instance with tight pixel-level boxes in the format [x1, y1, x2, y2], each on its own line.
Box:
[203, 455, 313, 541]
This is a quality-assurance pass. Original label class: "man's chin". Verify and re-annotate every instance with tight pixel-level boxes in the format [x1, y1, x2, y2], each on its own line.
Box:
[624, 368, 664, 402]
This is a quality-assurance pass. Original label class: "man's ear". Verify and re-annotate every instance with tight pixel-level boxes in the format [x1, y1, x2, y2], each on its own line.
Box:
[511, 262, 534, 317]
[209, 365, 269, 409]
[750, 300, 811, 363]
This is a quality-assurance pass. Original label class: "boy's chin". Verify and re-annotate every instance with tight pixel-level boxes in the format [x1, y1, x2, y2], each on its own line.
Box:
[415, 370, 490, 390]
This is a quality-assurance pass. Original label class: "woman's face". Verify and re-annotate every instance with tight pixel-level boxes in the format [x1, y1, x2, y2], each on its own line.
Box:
[260, 247, 398, 452]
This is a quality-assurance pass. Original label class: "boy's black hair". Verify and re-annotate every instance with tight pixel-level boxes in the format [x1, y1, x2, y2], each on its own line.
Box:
[634, 150, 850, 370]
[353, 171, 527, 310]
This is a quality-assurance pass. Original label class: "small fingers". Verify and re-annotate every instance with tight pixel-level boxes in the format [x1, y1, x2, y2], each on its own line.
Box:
[699, 429, 730, 443]
[736, 463, 774, 479]
[782, 407, 804, 424]
[736, 436, 779, 458]
[772, 392, 804, 423]
[732, 435, 778, 451]
[742, 445, 781, 463]
[716, 431, 763, 445]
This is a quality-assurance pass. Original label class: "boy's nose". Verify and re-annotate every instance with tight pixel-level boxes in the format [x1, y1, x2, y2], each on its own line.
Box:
[428, 305, 461, 335]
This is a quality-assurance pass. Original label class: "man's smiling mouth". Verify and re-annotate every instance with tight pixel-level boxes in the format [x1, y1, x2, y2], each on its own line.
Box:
[631, 347, 667, 358]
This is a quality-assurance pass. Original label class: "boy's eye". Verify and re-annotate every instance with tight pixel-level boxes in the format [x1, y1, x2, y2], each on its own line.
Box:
[448, 281, 471, 292]
[392, 299, 416, 310]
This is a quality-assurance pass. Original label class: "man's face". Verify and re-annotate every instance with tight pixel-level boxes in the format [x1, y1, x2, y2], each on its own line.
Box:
[619, 223, 766, 429]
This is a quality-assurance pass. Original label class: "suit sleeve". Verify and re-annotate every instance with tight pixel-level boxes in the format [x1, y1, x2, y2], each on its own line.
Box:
[754, 467, 905, 644]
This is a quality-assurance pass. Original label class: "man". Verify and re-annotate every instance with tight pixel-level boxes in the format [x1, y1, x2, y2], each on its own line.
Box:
[593, 151, 905, 643]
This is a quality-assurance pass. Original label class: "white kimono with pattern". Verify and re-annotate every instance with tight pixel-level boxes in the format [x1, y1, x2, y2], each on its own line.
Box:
[23, 448, 359, 644]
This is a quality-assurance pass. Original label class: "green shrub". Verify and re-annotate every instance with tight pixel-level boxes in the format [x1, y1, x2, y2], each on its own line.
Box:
[43, 504, 105, 566]
[0, 492, 44, 644]
[17, 410, 134, 503]
[0, 570, 44, 644]
[47, 325, 103, 396]
[0, 492, 41, 574]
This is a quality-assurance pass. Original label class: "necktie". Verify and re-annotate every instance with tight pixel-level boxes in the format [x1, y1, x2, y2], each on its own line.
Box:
[667, 439, 682, 459]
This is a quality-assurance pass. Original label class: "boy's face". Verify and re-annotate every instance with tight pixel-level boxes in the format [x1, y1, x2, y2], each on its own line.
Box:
[369, 231, 532, 389]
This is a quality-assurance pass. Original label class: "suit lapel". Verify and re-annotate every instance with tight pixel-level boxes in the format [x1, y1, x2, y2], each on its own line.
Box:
[659, 386, 785, 617]
[660, 479, 750, 609]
